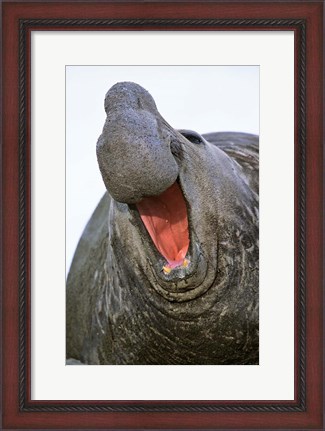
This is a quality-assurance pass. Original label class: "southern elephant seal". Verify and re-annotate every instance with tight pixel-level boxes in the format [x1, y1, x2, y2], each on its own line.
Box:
[66, 82, 259, 365]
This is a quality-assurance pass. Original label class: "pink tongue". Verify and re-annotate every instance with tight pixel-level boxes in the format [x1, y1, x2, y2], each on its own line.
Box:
[136, 182, 189, 267]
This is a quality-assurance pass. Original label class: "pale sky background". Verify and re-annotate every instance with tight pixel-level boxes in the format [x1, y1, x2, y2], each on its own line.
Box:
[66, 65, 259, 275]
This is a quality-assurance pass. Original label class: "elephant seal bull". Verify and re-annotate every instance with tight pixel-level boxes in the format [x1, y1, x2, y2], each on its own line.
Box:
[66, 82, 259, 365]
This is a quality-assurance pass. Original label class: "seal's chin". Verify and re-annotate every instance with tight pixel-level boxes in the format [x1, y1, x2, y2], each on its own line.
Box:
[136, 181, 190, 273]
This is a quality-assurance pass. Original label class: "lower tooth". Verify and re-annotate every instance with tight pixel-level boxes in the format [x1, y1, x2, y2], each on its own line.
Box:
[182, 259, 189, 268]
[163, 265, 172, 274]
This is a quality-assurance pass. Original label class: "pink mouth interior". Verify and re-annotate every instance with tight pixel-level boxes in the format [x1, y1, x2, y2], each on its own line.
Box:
[136, 182, 189, 268]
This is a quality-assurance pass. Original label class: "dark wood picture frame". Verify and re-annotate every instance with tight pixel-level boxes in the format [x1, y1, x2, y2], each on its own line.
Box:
[1, 1, 323, 429]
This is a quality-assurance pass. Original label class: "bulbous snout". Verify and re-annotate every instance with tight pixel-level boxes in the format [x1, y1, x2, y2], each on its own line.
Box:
[96, 82, 179, 204]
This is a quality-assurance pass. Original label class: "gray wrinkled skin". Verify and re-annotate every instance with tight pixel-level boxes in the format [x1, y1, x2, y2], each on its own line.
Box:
[66, 82, 259, 365]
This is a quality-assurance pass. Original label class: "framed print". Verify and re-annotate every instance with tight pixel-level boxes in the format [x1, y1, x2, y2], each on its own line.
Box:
[1, 1, 323, 430]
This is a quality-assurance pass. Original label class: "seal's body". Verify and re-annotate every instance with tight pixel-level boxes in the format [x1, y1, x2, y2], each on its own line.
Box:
[66, 82, 259, 365]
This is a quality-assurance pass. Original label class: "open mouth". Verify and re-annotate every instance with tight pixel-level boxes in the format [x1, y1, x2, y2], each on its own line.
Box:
[130, 177, 216, 303]
[136, 181, 190, 274]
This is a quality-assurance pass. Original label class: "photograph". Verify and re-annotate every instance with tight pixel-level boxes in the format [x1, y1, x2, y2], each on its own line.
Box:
[66, 66, 259, 365]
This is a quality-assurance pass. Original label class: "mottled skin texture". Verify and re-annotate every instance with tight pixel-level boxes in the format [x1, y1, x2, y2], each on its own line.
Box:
[66, 82, 259, 365]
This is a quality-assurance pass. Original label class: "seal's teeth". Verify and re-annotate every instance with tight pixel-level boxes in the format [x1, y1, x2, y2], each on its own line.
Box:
[163, 258, 189, 274]
[163, 265, 172, 274]
[182, 258, 189, 268]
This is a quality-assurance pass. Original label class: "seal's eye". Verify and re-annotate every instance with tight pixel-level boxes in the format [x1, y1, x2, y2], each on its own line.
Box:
[178, 130, 204, 145]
